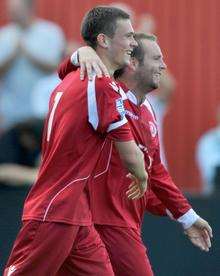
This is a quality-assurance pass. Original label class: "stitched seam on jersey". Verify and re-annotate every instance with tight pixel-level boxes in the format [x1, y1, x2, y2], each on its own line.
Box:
[94, 140, 113, 178]
[42, 139, 107, 221]
[43, 175, 91, 221]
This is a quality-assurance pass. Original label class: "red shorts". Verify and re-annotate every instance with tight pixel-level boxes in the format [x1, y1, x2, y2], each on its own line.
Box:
[95, 225, 154, 276]
[4, 220, 114, 276]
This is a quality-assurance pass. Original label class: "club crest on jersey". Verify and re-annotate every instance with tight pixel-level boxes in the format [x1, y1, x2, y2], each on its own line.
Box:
[149, 121, 157, 137]
[116, 98, 125, 118]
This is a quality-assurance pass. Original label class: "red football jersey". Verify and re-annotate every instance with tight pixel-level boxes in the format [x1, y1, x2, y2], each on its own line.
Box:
[89, 87, 192, 230]
[57, 57, 198, 230]
[22, 70, 133, 225]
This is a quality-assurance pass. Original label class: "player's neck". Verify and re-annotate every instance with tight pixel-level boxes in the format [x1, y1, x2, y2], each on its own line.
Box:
[130, 87, 146, 105]
[120, 76, 146, 105]
[96, 50, 119, 77]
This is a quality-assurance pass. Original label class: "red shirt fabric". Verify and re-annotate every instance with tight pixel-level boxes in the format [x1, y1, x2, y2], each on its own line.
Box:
[57, 58, 192, 230]
[58, 56, 73, 80]
[22, 70, 133, 225]
[89, 86, 191, 230]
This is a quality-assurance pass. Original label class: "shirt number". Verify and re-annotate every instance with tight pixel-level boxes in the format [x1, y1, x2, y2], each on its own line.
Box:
[47, 92, 63, 142]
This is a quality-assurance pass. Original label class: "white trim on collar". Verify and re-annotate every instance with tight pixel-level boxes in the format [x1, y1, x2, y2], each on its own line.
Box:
[127, 90, 148, 107]
[127, 90, 156, 120]
[126, 90, 138, 105]
[143, 99, 155, 118]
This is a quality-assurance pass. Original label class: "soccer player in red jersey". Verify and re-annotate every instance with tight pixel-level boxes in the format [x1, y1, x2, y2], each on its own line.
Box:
[58, 33, 213, 276]
[4, 7, 149, 276]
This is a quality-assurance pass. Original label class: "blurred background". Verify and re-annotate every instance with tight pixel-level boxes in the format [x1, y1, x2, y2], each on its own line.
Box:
[0, 0, 219, 275]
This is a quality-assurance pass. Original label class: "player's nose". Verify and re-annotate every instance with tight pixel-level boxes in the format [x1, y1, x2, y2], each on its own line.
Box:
[160, 59, 167, 70]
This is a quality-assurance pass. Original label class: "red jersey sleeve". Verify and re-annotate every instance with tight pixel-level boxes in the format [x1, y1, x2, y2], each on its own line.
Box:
[146, 190, 167, 216]
[58, 56, 77, 80]
[88, 77, 133, 141]
[58, 57, 132, 141]
[149, 148, 192, 220]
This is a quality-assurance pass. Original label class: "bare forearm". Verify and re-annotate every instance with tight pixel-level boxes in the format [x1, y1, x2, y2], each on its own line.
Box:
[0, 164, 38, 186]
[114, 141, 147, 181]
[125, 149, 147, 181]
[115, 140, 148, 199]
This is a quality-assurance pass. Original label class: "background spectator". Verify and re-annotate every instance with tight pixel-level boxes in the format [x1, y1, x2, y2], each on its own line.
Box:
[196, 105, 220, 195]
[0, 118, 43, 186]
[31, 40, 81, 119]
[0, 0, 65, 130]
[0, 1, 219, 275]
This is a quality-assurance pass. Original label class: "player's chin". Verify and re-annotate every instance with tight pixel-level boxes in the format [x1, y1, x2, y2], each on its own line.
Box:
[116, 58, 128, 69]
[122, 54, 131, 65]
[151, 81, 159, 90]
[121, 59, 131, 68]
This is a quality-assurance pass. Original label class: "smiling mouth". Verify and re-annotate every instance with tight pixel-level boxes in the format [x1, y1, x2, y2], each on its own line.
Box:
[126, 50, 132, 56]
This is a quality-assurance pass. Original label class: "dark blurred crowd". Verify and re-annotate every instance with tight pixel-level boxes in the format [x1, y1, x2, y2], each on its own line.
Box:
[0, 0, 219, 196]
[0, 0, 78, 187]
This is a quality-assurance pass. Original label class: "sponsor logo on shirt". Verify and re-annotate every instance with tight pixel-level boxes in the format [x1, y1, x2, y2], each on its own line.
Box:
[149, 121, 157, 137]
[125, 110, 139, 120]
[116, 98, 125, 118]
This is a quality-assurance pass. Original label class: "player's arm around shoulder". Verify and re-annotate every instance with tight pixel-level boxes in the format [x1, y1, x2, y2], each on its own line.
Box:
[92, 77, 127, 132]
[91, 78, 148, 199]
[115, 140, 148, 200]
[58, 46, 110, 81]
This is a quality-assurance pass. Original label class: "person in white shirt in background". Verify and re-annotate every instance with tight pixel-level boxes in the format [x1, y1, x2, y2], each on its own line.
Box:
[137, 13, 176, 169]
[0, 0, 65, 130]
[0, 39, 82, 188]
[196, 105, 220, 196]
[31, 41, 81, 119]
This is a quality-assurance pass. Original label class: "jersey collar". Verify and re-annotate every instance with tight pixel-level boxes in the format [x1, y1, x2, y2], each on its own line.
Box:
[127, 90, 148, 107]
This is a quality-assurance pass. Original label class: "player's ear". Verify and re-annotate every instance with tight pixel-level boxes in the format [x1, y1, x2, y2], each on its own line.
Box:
[97, 34, 110, 49]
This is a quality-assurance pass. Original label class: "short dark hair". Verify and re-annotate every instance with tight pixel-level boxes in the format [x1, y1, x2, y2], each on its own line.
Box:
[131, 33, 157, 64]
[81, 6, 130, 48]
